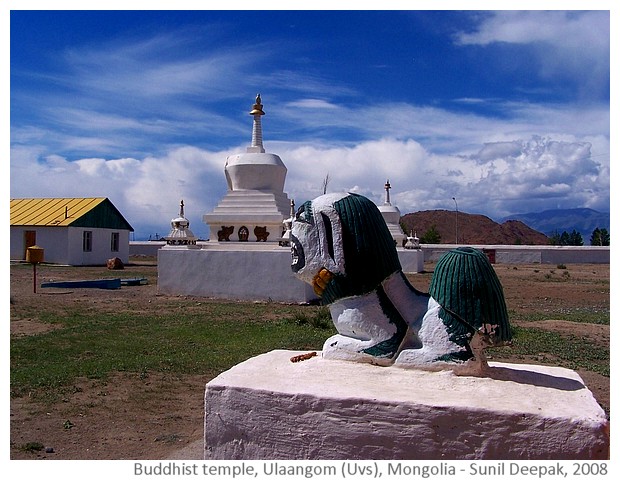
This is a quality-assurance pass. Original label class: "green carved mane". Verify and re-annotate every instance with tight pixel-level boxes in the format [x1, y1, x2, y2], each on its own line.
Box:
[321, 193, 402, 304]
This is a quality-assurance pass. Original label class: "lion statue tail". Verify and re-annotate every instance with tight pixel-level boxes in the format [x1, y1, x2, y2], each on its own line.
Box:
[428, 247, 512, 360]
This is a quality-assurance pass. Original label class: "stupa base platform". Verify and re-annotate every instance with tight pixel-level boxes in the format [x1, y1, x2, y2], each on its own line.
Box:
[397, 247, 424, 273]
[158, 244, 316, 302]
[204, 350, 609, 460]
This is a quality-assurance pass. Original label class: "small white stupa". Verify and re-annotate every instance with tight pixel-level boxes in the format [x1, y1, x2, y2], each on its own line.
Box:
[203, 94, 291, 243]
[377, 180, 406, 247]
[404, 230, 421, 250]
[164, 200, 198, 248]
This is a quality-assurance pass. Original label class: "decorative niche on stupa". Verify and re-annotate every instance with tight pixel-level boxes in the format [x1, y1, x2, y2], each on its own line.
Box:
[203, 94, 292, 243]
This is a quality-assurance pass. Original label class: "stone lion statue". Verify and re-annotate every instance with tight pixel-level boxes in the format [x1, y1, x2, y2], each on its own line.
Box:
[290, 192, 511, 374]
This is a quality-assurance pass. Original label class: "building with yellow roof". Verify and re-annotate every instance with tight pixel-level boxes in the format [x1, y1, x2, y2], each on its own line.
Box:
[10, 197, 134, 265]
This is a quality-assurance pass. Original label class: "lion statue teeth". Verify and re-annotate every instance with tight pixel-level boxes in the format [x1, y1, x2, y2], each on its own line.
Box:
[290, 192, 512, 374]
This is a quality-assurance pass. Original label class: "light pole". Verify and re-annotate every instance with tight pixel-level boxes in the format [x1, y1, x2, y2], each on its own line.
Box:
[452, 197, 458, 244]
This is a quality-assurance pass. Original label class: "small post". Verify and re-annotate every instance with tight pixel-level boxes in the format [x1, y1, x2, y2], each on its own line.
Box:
[452, 197, 459, 244]
[26, 245, 44, 293]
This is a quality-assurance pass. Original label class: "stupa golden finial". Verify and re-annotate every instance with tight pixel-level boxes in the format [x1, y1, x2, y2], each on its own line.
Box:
[249, 94, 265, 115]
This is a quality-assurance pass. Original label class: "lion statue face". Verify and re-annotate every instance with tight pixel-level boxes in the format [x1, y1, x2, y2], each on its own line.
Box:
[290, 193, 347, 297]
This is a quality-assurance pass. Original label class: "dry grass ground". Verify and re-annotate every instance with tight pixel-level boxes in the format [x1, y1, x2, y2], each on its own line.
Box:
[9, 259, 609, 460]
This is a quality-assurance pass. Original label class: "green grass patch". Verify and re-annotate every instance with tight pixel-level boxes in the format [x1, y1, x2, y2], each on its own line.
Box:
[11, 304, 336, 401]
[286, 306, 332, 329]
[489, 326, 609, 377]
[16, 442, 45, 453]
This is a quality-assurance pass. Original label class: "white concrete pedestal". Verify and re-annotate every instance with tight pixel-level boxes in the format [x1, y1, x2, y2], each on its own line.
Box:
[204, 350, 608, 460]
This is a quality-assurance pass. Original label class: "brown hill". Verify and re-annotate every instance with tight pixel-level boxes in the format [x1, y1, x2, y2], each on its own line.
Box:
[400, 210, 549, 245]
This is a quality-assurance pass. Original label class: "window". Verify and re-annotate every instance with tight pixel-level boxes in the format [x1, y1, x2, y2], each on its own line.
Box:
[83, 231, 93, 252]
[111, 232, 120, 252]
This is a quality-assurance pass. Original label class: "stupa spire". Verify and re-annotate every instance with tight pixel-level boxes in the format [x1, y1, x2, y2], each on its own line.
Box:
[248, 93, 266, 153]
[384, 179, 392, 205]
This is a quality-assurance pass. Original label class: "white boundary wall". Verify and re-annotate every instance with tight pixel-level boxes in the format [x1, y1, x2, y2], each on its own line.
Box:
[136, 242, 610, 265]
[421, 244, 609, 264]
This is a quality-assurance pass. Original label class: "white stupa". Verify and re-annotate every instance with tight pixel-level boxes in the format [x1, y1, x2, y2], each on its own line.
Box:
[203, 94, 291, 243]
[377, 180, 406, 246]
[164, 199, 198, 248]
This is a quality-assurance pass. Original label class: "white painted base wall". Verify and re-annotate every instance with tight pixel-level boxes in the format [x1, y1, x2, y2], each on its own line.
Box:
[158, 244, 317, 303]
[398, 248, 425, 273]
[157, 245, 424, 303]
[204, 350, 609, 460]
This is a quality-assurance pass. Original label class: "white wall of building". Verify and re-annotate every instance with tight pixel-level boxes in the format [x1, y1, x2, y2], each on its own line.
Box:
[67, 227, 130, 265]
[11, 226, 131, 265]
[11, 226, 70, 264]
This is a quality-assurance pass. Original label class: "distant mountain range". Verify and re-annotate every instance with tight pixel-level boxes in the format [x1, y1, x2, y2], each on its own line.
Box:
[499, 208, 610, 242]
[400, 210, 549, 245]
[399, 208, 609, 245]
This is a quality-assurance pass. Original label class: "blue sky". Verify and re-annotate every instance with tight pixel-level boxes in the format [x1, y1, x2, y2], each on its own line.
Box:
[8, 6, 612, 240]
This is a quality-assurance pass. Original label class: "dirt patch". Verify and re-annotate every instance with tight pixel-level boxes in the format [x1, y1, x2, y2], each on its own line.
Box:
[10, 371, 207, 460]
[10, 260, 609, 460]
[10, 318, 64, 337]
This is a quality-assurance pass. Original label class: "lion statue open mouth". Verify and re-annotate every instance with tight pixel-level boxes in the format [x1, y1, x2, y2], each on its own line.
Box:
[290, 192, 512, 374]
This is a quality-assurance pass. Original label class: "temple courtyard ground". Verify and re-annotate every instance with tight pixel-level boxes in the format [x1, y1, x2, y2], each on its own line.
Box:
[9, 259, 610, 460]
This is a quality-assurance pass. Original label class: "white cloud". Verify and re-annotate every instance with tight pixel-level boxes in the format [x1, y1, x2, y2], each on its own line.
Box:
[286, 98, 340, 109]
[462, 136, 607, 215]
[453, 11, 609, 97]
[265, 70, 358, 98]
[74, 157, 142, 177]
[454, 11, 608, 51]
[61, 32, 265, 101]
[475, 141, 523, 162]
